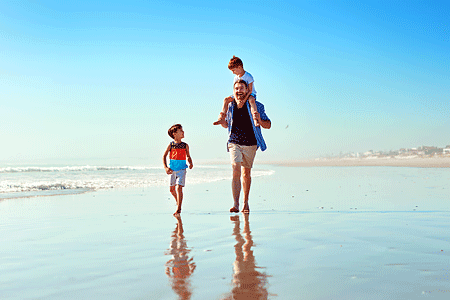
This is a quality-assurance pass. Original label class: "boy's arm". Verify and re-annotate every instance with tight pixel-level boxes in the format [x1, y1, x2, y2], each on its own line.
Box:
[185, 144, 193, 169]
[163, 145, 173, 174]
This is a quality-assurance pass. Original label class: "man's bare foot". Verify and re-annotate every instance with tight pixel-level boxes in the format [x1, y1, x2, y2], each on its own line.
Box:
[230, 207, 239, 213]
[241, 209, 250, 214]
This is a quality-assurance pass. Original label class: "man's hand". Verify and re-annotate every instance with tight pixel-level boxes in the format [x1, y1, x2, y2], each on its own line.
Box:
[252, 111, 261, 124]
[253, 111, 271, 129]
[165, 167, 173, 175]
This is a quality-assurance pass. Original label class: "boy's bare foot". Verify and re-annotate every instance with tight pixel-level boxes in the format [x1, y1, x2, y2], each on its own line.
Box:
[213, 112, 226, 126]
[173, 209, 181, 216]
[230, 207, 239, 213]
[213, 119, 227, 126]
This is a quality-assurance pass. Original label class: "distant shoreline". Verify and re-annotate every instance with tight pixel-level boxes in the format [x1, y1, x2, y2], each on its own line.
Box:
[266, 157, 450, 168]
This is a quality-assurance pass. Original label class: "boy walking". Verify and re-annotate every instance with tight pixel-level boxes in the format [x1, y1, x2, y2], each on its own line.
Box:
[163, 124, 193, 216]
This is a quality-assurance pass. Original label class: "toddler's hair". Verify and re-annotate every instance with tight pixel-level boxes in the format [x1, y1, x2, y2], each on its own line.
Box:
[168, 124, 182, 139]
[228, 56, 243, 70]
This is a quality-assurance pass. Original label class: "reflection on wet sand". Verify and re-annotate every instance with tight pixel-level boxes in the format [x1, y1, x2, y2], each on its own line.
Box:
[165, 215, 196, 300]
[223, 214, 271, 300]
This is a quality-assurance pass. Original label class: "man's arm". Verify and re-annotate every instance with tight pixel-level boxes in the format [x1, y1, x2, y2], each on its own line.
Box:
[259, 118, 271, 129]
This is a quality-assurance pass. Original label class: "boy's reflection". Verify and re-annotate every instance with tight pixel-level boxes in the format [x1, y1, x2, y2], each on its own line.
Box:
[224, 214, 270, 300]
[165, 215, 196, 300]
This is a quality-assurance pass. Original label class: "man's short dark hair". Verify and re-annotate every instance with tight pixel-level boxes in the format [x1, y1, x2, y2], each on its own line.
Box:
[168, 124, 182, 139]
[234, 79, 248, 89]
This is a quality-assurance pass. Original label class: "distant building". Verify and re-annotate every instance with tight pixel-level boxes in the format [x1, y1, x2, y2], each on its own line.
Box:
[444, 145, 450, 155]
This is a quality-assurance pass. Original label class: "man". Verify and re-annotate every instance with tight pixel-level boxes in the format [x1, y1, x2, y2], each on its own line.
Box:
[220, 79, 271, 213]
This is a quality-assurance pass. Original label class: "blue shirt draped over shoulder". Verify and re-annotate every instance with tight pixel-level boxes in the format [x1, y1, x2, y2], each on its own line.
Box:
[225, 100, 270, 151]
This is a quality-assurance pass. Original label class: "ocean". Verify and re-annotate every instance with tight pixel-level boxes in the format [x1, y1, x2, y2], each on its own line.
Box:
[0, 164, 274, 200]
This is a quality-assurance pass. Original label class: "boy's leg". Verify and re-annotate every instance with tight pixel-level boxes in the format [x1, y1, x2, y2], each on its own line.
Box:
[174, 185, 183, 215]
[248, 95, 260, 127]
[173, 169, 186, 215]
[170, 185, 177, 202]
[213, 96, 233, 125]
[169, 173, 177, 202]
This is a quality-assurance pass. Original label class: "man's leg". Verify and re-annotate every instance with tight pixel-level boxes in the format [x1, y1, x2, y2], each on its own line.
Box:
[241, 167, 251, 213]
[230, 163, 241, 212]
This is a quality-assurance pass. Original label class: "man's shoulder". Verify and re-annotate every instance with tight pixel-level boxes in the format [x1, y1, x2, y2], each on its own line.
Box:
[255, 100, 264, 107]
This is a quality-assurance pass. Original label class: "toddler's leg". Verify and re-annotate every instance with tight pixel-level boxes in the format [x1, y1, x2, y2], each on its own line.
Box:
[170, 186, 177, 202]
[174, 185, 183, 216]
[248, 96, 260, 127]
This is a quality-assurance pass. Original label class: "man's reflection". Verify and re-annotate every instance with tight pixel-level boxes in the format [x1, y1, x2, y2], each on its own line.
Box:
[224, 214, 270, 299]
[165, 215, 196, 300]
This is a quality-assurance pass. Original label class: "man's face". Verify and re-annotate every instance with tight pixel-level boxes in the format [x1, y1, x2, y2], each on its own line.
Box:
[234, 83, 247, 101]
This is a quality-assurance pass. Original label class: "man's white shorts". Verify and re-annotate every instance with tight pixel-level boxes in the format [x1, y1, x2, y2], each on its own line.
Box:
[228, 143, 257, 169]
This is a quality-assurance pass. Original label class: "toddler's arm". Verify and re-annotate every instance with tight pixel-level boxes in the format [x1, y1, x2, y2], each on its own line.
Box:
[162, 144, 173, 174]
[186, 144, 193, 169]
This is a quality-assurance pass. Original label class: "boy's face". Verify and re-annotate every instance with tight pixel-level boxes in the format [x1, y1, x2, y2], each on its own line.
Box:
[230, 66, 244, 76]
[174, 127, 184, 140]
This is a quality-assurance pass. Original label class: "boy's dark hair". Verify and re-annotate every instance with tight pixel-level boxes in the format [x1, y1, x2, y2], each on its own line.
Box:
[228, 56, 243, 70]
[168, 124, 182, 139]
[234, 79, 248, 89]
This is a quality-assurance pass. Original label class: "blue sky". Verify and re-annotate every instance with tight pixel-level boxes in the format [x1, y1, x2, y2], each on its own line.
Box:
[1, 0, 449, 166]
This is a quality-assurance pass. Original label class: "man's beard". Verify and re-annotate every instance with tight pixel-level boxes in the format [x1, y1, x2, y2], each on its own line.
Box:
[235, 93, 246, 101]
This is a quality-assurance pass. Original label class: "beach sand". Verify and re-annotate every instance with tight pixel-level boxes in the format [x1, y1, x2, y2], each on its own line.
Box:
[1, 165, 450, 299]
[272, 156, 450, 168]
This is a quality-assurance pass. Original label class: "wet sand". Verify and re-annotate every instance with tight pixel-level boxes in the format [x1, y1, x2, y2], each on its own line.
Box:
[1, 165, 450, 299]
